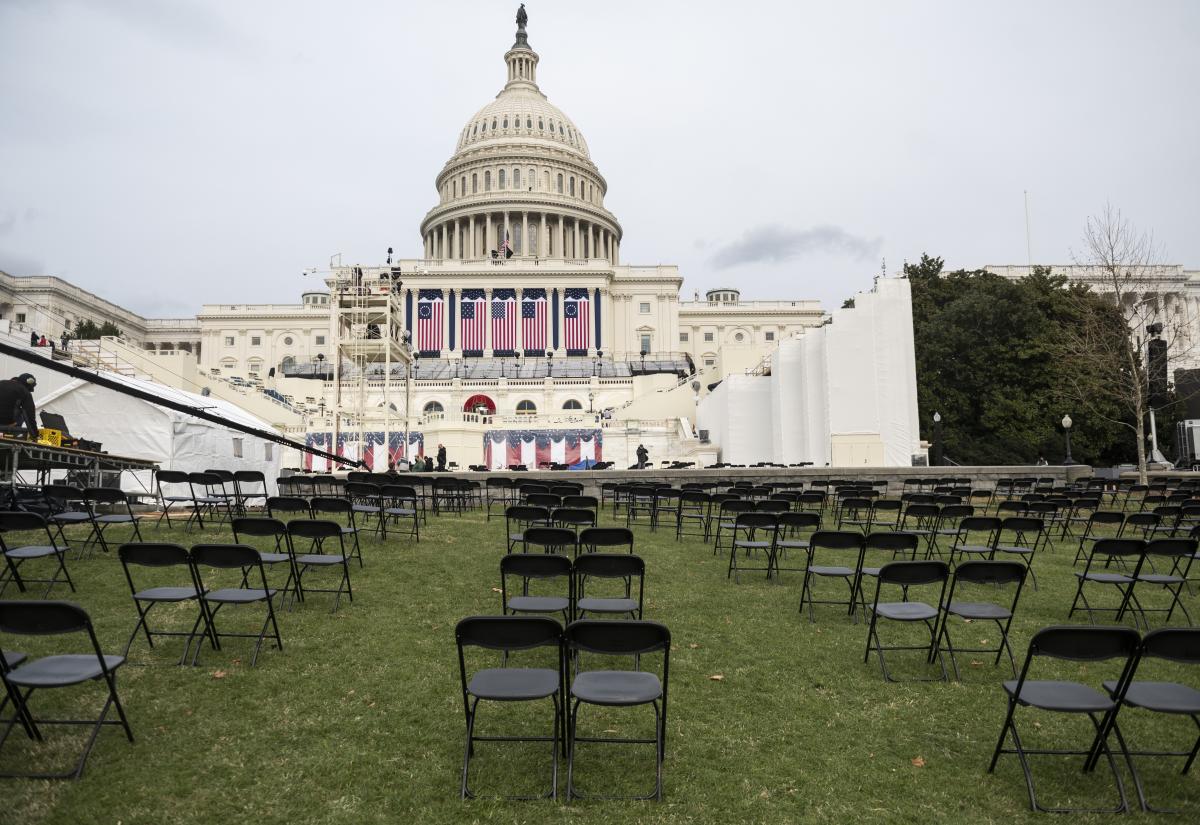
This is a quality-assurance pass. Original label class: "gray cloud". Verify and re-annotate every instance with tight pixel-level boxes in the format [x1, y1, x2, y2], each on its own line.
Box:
[1, 0, 244, 51]
[0, 248, 45, 275]
[711, 225, 883, 270]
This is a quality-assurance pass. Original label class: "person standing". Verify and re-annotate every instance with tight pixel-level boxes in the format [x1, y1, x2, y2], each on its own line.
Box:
[437, 443, 447, 471]
[29, 331, 38, 347]
[0, 373, 38, 436]
[636, 443, 649, 469]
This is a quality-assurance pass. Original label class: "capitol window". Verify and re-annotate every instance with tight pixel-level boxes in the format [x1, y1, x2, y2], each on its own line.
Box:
[498, 169, 506, 189]
[502, 117, 508, 128]
[316, 335, 325, 345]
[556, 174, 563, 193]
[704, 332, 714, 342]
[491, 118, 497, 129]
[423, 401, 444, 414]
[526, 117, 532, 128]
[461, 175, 466, 194]
[705, 358, 715, 367]
[452, 180, 457, 197]
[284, 336, 293, 345]
[539, 118, 544, 130]
[562, 399, 583, 410]
[639, 302, 650, 314]
[472, 123, 478, 135]
[472, 174, 478, 193]
[516, 400, 537, 415]
[680, 332, 689, 342]
[513, 168, 520, 189]
[569, 177, 575, 196]
[765, 331, 775, 341]
[224, 336, 235, 346]
[250, 336, 261, 346]
[485, 171, 491, 191]
[481, 121, 486, 132]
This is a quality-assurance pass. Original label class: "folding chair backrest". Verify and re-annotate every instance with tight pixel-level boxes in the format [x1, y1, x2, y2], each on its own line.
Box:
[156, 470, 189, 485]
[578, 527, 634, 552]
[1089, 511, 1126, 528]
[456, 614, 561, 652]
[287, 519, 343, 540]
[565, 619, 670, 656]
[755, 500, 790, 513]
[234, 470, 267, 486]
[84, 487, 127, 505]
[268, 497, 312, 516]
[878, 559, 948, 586]
[0, 599, 92, 636]
[1140, 627, 1200, 664]
[507, 505, 551, 523]
[553, 507, 596, 526]
[1143, 537, 1197, 559]
[865, 532, 919, 555]
[940, 504, 974, 521]
[735, 512, 778, 530]
[501, 552, 572, 579]
[809, 530, 864, 551]
[527, 494, 562, 509]
[381, 485, 418, 501]
[563, 495, 599, 510]
[43, 485, 84, 506]
[721, 500, 756, 517]
[1091, 537, 1145, 558]
[573, 552, 644, 579]
[523, 526, 578, 550]
[1028, 625, 1140, 662]
[118, 542, 189, 567]
[311, 497, 352, 515]
[232, 516, 288, 538]
[779, 511, 821, 531]
[0, 510, 49, 533]
[191, 543, 261, 569]
[954, 559, 1026, 586]
[999, 516, 1043, 537]
[345, 482, 382, 498]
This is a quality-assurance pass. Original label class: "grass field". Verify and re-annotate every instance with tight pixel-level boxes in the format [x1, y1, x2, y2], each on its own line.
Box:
[3, 502, 1198, 824]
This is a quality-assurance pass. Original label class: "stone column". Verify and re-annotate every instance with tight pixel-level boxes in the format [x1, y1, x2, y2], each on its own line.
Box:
[452, 287, 461, 354]
[468, 216, 476, 259]
[440, 224, 447, 259]
[484, 287, 493, 355]
[486, 214, 493, 256]
[521, 211, 529, 256]
[573, 219, 580, 260]
[558, 215, 565, 259]
[613, 238, 620, 266]
[540, 212, 548, 257]
[516, 289, 524, 353]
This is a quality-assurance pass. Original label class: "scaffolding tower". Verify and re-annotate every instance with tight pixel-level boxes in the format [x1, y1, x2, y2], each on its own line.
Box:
[328, 265, 412, 468]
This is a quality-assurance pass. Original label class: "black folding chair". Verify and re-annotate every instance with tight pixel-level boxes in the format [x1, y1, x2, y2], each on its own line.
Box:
[1125, 537, 1197, 628]
[564, 619, 670, 801]
[727, 512, 777, 583]
[82, 487, 144, 554]
[190, 544, 283, 667]
[798, 531, 865, 623]
[994, 516, 1045, 590]
[344, 482, 385, 537]
[771, 511, 820, 579]
[712, 500, 755, 556]
[233, 470, 269, 514]
[553, 507, 597, 542]
[523, 526, 578, 558]
[1100, 626, 1200, 812]
[455, 615, 564, 800]
[863, 560, 949, 682]
[928, 504, 974, 559]
[0, 601, 133, 779]
[988, 625, 1140, 813]
[500, 553, 572, 622]
[573, 554, 645, 620]
[946, 515, 1002, 566]
[0, 512, 74, 599]
[675, 491, 710, 541]
[41, 485, 98, 559]
[935, 560, 1027, 681]
[117, 542, 209, 665]
[578, 527, 634, 555]
[1069, 537, 1146, 626]
[1074, 511, 1126, 564]
[231, 517, 302, 610]
[266, 496, 313, 521]
[380, 485, 421, 542]
[310, 497, 364, 566]
[187, 472, 235, 529]
[286, 520, 353, 612]
[855, 532, 920, 613]
[153, 470, 194, 530]
[505, 505, 551, 553]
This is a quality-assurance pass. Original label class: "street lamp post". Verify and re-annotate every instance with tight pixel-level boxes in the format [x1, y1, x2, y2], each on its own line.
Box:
[932, 411, 943, 467]
[1062, 414, 1074, 465]
[587, 391, 594, 413]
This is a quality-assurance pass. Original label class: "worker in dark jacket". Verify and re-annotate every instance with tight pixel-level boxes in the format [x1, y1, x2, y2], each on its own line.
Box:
[0, 373, 38, 436]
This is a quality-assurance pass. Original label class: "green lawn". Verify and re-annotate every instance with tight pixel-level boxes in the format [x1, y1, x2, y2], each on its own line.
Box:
[3, 505, 1198, 824]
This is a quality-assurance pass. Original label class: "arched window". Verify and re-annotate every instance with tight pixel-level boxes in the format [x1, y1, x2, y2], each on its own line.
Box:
[280, 356, 295, 371]
[498, 169, 506, 189]
[516, 400, 537, 415]
[557, 174, 563, 193]
[526, 117, 532, 129]
[473, 123, 478, 135]
[562, 399, 583, 410]
[472, 173, 478, 194]
[513, 224, 522, 254]
[481, 121, 486, 132]
[502, 117, 508, 128]
[529, 225, 538, 255]
[528, 168, 534, 190]
[452, 180, 456, 197]
[491, 118, 497, 130]
[513, 168, 521, 189]
[569, 177, 575, 196]
[423, 401, 444, 414]
[485, 171, 491, 191]
[539, 118, 544, 130]
[460, 175, 466, 195]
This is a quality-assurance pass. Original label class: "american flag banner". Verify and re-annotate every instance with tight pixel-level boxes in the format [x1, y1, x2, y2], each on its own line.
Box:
[460, 289, 486, 354]
[491, 288, 517, 354]
[416, 290, 444, 354]
[483, 429, 603, 470]
[521, 288, 547, 354]
[306, 431, 425, 471]
[564, 288, 590, 353]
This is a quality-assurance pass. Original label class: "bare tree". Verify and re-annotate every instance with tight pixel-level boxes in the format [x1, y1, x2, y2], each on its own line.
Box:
[1059, 204, 1184, 483]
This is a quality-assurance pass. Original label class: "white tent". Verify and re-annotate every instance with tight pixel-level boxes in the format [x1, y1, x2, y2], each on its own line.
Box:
[34, 371, 284, 493]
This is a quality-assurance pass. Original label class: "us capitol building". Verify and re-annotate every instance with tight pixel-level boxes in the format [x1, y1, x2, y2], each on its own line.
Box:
[0, 8, 1195, 469]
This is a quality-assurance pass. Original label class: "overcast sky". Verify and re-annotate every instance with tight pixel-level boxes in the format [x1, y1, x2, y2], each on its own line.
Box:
[1, 0, 1197, 318]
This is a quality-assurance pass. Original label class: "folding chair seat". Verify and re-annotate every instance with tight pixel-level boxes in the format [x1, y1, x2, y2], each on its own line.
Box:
[233, 470, 269, 514]
[267, 496, 313, 521]
[578, 527, 634, 555]
[674, 491, 710, 541]
[1070, 537, 1146, 625]
[855, 532, 920, 612]
[190, 544, 283, 667]
[712, 500, 755, 556]
[456, 615, 564, 800]
[564, 619, 670, 801]
[310, 497, 364, 565]
[380, 485, 421, 542]
[522, 526, 578, 558]
[652, 490, 680, 530]
[505, 505, 551, 553]
[231, 517, 301, 609]
[1125, 537, 1197, 628]
[771, 511, 820, 578]
[1074, 511, 1126, 564]
[0, 601, 133, 779]
[41, 484, 97, 556]
[1100, 627, 1200, 812]
[117, 542, 209, 665]
[727, 512, 778, 583]
[927, 504, 974, 559]
[344, 482, 385, 536]
[988, 625, 1140, 813]
[82, 488, 143, 554]
[0, 512, 74, 599]
[573, 554, 645, 619]
[286, 520, 353, 612]
[500, 553, 572, 622]
[552, 507, 597, 543]
[946, 515, 1001, 566]
[863, 560, 949, 682]
[153, 470, 194, 530]
[994, 516, 1045, 590]
[798, 530, 865, 623]
[935, 560, 1027, 681]
[187, 472, 235, 529]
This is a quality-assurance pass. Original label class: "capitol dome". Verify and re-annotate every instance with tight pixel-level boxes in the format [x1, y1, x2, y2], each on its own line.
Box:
[419, 11, 622, 264]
